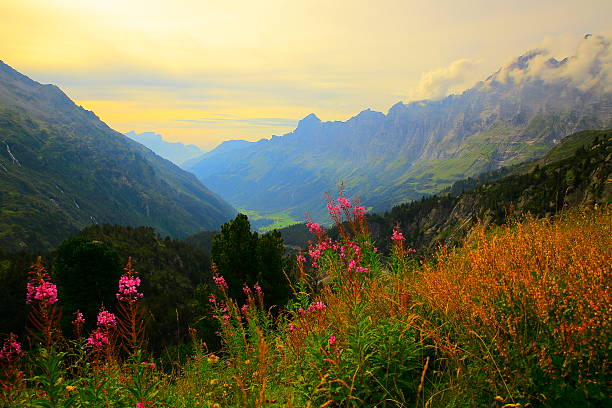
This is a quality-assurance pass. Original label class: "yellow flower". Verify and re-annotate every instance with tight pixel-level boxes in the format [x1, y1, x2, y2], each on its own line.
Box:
[209, 379, 218, 385]
[212, 404, 220, 408]
[244, 360, 250, 365]
[494, 396, 505, 403]
[207, 354, 220, 364]
[65, 385, 76, 392]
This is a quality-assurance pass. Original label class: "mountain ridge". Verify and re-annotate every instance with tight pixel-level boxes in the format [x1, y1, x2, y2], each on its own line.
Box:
[187, 36, 612, 224]
[0, 60, 236, 252]
[125, 131, 204, 167]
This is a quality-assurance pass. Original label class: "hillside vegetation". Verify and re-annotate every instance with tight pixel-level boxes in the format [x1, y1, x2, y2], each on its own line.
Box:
[1, 198, 609, 407]
[369, 128, 611, 253]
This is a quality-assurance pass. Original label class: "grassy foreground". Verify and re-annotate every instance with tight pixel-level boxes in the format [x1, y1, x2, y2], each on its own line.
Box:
[1, 198, 610, 407]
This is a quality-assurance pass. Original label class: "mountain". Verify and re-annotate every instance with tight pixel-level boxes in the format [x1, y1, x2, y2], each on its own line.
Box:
[0, 61, 236, 252]
[274, 128, 612, 252]
[125, 130, 204, 167]
[181, 139, 254, 169]
[187, 35, 612, 224]
[368, 128, 612, 254]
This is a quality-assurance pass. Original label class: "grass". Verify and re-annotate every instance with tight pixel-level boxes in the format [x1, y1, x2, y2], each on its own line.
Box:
[1, 199, 609, 407]
[236, 207, 301, 232]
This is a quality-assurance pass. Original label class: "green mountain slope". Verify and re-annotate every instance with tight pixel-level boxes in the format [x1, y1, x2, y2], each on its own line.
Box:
[0, 61, 236, 252]
[368, 128, 611, 253]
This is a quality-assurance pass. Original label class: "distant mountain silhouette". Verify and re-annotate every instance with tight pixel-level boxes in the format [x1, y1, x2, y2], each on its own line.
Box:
[125, 131, 204, 167]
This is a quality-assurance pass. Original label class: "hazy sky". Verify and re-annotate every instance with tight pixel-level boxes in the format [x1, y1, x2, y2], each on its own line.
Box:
[1, 0, 610, 150]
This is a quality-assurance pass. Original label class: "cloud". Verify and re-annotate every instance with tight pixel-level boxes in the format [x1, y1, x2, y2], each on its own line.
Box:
[494, 33, 612, 92]
[408, 59, 479, 101]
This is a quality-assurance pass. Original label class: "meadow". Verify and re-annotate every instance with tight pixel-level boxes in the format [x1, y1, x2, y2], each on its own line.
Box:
[1, 197, 609, 407]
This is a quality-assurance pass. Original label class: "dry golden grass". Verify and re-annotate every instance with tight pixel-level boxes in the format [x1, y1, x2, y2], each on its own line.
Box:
[410, 207, 611, 384]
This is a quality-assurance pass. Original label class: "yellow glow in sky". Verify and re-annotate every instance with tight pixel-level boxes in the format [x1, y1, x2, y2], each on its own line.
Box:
[1, 0, 611, 149]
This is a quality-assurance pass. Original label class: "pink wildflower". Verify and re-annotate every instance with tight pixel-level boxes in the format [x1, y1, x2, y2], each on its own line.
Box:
[0, 334, 23, 362]
[327, 203, 341, 217]
[26, 281, 58, 305]
[73, 311, 85, 324]
[353, 206, 366, 217]
[338, 197, 352, 209]
[328, 335, 336, 346]
[213, 275, 228, 290]
[116, 275, 143, 302]
[307, 301, 327, 311]
[391, 228, 405, 241]
[96, 309, 117, 327]
[254, 283, 263, 298]
[86, 330, 110, 349]
[288, 323, 296, 332]
[72, 311, 86, 338]
[243, 285, 252, 295]
[306, 221, 323, 234]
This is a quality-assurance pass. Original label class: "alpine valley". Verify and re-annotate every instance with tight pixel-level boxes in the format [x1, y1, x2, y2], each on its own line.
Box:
[187, 36, 612, 226]
[0, 61, 236, 252]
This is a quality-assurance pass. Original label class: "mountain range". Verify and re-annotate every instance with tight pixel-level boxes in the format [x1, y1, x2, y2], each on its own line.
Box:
[186, 35, 612, 224]
[275, 128, 611, 253]
[0, 61, 236, 252]
[125, 131, 204, 167]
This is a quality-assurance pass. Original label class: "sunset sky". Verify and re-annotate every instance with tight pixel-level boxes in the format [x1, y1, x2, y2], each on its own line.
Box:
[1, 0, 610, 150]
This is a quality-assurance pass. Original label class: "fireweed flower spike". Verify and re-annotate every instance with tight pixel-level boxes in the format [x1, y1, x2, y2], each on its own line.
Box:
[391, 228, 405, 241]
[72, 311, 85, 338]
[117, 257, 143, 303]
[0, 333, 23, 362]
[97, 309, 117, 327]
[116, 258, 147, 354]
[25, 257, 61, 348]
[213, 275, 229, 290]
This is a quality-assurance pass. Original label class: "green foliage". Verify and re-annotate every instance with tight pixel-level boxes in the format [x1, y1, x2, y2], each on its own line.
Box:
[0, 251, 36, 339]
[211, 214, 292, 307]
[28, 348, 66, 407]
[53, 238, 122, 331]
[71, 225, 213, 351]
[211, 214, 259, 301]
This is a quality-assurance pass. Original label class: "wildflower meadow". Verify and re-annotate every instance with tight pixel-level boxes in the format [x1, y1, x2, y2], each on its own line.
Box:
[1, 197, 609, 407]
